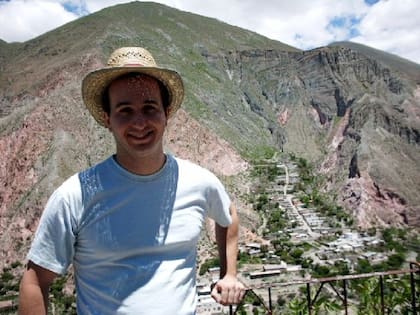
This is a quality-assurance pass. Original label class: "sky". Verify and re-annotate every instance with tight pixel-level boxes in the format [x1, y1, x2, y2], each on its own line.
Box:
[0, 0, 419, 64]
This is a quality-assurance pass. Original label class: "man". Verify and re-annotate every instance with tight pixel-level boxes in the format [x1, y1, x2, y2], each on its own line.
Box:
[18, 47, 245, 314]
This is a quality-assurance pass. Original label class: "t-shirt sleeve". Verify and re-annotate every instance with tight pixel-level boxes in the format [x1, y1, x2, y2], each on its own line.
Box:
[27, 176, 81, 275]
[206, 172, 232, 227]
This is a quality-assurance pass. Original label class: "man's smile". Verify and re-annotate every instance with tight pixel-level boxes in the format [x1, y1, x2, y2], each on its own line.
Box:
[127, 129, 154, 142]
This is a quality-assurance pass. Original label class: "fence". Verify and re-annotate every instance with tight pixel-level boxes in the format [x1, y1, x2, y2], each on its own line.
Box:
[230, 261, 420, 315]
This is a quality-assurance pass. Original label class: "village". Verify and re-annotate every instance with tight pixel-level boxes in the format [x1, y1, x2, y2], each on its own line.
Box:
[196, 159, 388, 314]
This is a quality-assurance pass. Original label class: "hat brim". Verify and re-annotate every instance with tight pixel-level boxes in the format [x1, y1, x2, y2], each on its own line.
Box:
[82, 66, 184, 126]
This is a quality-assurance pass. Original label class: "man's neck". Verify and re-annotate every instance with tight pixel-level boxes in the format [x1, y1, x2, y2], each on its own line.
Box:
[114, 153, 167, 176]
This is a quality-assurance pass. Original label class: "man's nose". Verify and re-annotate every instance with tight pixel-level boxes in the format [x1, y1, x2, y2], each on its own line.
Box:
[132, 112, 146, 125]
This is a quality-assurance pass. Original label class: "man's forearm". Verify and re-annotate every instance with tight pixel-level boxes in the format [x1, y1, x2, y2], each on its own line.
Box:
[18, 262, 56, 315]
[212, 204, 245, 305]
[216, 204, 239, 277]
[18, 277, 49, 315]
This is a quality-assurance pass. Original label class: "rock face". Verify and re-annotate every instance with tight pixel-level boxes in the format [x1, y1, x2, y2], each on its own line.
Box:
[0, 2, 419, 269]
[205, 47, 419, 228]
[165, 109, 248, 176]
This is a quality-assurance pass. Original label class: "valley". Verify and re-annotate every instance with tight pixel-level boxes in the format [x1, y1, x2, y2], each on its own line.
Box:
[0, 2, 419, 314]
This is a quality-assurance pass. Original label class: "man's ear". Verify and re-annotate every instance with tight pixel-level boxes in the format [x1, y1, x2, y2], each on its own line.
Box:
[164, 108, 169, 126]
[103, 112, 111, 130]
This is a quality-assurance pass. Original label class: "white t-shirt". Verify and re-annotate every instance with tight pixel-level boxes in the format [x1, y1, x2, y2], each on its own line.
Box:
[28, 155, 232, 315]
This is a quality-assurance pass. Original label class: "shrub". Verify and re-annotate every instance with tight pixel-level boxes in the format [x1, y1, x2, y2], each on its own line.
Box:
[199, 257, 220, 275]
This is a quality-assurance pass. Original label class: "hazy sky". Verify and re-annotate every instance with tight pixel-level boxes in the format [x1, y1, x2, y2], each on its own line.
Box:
[0, 0, 419, 64]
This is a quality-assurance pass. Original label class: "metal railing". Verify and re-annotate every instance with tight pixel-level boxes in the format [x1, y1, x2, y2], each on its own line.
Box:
[230, 261, 420, 315]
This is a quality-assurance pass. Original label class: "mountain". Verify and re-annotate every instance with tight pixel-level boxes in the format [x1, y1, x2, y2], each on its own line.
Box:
[329, 41, 420, 83]
[0, 1, 419, 270]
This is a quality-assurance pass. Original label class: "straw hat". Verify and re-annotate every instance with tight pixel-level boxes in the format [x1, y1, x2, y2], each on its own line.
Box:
[82, 47, 184, 126]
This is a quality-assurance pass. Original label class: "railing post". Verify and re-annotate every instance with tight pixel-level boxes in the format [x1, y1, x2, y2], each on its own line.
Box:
[379, 275, 385, 315]
[410, 263, 417, 315]
[307, 283, 312, 315]
[268, 286, 273, 312]
[343, 279, 348, 315]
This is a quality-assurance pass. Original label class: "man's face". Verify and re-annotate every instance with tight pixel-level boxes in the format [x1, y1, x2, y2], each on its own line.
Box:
[104, 74, 167, 165]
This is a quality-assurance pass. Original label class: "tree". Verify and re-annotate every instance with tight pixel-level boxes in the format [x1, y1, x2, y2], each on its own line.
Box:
[355, 258, 373, 274]
[312, 295, 343, 314]
[384, 276, 412, 314]
[313, 264, 331, 277]
[199, 257, 220, 275]
[286, 297, 307, 315]
[354, 278, 381, 315]
[386, 253, 406, 270]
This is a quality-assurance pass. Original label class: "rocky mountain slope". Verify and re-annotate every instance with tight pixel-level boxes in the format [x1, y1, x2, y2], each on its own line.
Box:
[200, 45, 420, 227]
[1, 2, 419, 269]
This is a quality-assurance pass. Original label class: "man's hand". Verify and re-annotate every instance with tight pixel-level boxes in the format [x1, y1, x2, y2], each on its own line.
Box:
[212, 203, 245, 305]
[211, 274, 246, 305]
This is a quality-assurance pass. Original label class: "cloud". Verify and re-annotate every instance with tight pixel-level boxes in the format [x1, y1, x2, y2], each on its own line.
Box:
[0, 0, 419, 64]
[364, 0, 380, 5]
[61, 0, 89, 15]
[0, 0, 78, 42]
[352, 0, 420, 63]
[81, 0, 132, 12]
[165, 0, 371, 50]
[243, 0, 370, 49]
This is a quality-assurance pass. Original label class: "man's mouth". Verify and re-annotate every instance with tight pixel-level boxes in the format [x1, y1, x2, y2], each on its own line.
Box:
[128, 130, 153, 142]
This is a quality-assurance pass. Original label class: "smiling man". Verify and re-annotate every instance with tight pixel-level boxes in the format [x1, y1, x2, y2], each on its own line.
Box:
[105, 73, 169, 174]
[18, 47, 245, 315]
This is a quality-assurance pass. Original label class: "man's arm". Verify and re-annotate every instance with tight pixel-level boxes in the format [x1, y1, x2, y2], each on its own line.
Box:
[211, 203, 246, 305]
[18, 261, 58, 315]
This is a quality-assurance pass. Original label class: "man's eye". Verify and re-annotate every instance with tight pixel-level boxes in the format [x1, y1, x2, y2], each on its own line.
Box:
[119, 107, 133, 113]
[144, 105, 158, 112]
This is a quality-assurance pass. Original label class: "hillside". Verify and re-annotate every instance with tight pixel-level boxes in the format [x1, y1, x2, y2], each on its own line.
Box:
[329, 41, 420, 83]
[0, 1, 419, 273]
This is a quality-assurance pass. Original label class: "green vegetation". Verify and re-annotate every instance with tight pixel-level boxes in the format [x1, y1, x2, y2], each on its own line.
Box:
[271, 238, 314, 267]
[246, 146, 278, 162]
[292, 155, 354, 227]
[0, 262, 21, 299]
[274, 271, 415, 315]
[0, 262, 76, 314]
[381, 227, 409, 254]
[49, 275, 77, 314]
[351, 275, 414, 315]
[199, 257, 220, 276]
[250, 160, 285, 181]
[311, 259, 350, 278]
[238, 251, 263, 266]
[282, 289, 343, 315]
[235, 289, 270, 315]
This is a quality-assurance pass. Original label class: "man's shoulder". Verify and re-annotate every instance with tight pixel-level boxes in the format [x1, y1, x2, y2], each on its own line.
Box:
[171, 155, 222, 185]
[56, 173, 81, 196]
[173, 156, 212, 174]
